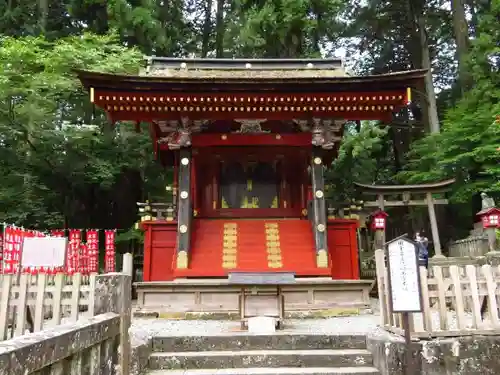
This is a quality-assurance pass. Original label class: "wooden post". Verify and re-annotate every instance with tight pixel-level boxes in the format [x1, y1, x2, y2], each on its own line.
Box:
[311, 147, 328, 268]
[176, 148, 192, 269]
[425, 192, 443, 257]
[122, 253, 133, 277]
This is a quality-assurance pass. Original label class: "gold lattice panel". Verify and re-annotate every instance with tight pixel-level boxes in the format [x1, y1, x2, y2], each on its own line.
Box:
[265, 222, 283, 268]
[222, 222, 238, 269]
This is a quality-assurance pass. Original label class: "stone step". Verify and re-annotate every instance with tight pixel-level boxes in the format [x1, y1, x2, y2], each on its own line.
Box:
[148, 349, 373, 370]
[152, 334, 367, 352]
[148, 367, 380, 375]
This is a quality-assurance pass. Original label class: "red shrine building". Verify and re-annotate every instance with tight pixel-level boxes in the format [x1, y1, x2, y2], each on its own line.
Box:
[77, 58, 424, 312]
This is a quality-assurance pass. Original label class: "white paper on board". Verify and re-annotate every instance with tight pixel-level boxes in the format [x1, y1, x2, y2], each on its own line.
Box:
[387, 238, 422, 312]
[21, 237, 68, 268]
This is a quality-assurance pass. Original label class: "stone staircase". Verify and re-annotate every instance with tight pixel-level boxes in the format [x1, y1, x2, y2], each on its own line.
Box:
[146, 333, 380, 375]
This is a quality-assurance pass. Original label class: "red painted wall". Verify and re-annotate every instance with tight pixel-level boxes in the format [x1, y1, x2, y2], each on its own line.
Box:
[142, 221, 177, 281]
[327, 220, 360, 280]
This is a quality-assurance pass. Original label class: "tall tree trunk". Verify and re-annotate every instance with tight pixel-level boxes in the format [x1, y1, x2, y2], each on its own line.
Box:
[38, 0, 48, 34]
[215, 0, 225, 57]
[418, 19, 440, 133]
[201, 0, 213, 57]
[451, 0, 472, 91]
[405, 0, 440, 133]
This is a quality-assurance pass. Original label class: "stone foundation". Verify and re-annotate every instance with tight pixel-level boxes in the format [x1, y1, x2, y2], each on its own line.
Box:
[134, 277, 373, 314]
[368, 329, 500, 375]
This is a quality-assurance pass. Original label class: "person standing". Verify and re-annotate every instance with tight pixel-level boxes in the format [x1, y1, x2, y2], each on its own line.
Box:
[415, 230, 429, 268]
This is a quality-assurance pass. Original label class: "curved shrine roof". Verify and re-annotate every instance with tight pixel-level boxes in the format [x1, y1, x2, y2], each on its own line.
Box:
[76, 57, 427, 92]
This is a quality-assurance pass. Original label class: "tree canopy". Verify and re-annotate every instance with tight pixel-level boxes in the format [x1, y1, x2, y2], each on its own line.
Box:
[0, 0, 498, 249]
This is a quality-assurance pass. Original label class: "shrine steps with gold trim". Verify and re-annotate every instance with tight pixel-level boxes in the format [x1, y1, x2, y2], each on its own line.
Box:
[176, 219, 330, 278]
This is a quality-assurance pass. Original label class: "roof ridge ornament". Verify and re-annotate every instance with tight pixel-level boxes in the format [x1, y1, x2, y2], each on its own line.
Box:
[311, 119, 343, 149]
[234, 119, 269, 133]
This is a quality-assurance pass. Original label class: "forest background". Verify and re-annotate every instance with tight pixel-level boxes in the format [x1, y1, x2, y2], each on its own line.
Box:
[0, 0, 498, 257]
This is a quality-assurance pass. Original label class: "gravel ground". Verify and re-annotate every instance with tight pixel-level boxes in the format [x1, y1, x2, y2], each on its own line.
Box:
[129, 297, 479, 346]
[129, 299, 383, 345]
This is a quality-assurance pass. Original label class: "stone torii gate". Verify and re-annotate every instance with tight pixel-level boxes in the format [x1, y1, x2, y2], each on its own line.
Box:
[355, 179, 456, 257]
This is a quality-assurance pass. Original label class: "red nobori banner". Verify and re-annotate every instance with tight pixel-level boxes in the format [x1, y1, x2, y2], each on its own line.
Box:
[66, 229, 81, 275]
[86, 229, 99, 273]
[104, 230, 116, 273]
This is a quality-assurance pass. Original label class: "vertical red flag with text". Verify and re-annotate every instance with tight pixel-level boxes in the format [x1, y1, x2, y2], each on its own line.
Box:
[2, 226, 14, 274]
[86, 230, 99, 273]
[104, 230, 116, 273]
[0, 225, 3, 274]
[67, 230, 81, 275]
[12, 227, 24, 274]
[80, 243, 89, 275]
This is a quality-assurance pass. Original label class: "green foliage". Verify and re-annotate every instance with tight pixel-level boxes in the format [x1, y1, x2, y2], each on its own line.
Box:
[399, 0, 500, 206]
[0, 33, 170, 230]
[328, 123, 389, 202]
[0, 0, 497, 246]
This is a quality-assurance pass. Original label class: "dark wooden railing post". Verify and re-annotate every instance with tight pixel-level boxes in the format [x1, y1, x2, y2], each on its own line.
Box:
[176, 148, 192, 269]
[311, 147, 328, 268]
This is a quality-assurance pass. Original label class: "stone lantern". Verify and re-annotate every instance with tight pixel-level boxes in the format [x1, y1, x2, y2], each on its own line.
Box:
[477, 206, 500, 253]
[371, 209, 388, 230]
[478, 193, 499, 254]
[370, 209, 388, 249]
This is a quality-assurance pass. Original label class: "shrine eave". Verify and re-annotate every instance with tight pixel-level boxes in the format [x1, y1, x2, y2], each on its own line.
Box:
[75, 69, 427, 93]
[354, 179, 456, 195]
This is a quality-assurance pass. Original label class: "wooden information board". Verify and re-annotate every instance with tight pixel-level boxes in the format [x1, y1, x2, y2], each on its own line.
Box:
[386, 235, 422, 313]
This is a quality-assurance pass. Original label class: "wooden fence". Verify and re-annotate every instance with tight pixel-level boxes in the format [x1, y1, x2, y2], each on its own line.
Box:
[0, 272, 97, 341]
[375, 249, 500, 338]
[448, 235, 489, 257]
[0, 273, 132, 375]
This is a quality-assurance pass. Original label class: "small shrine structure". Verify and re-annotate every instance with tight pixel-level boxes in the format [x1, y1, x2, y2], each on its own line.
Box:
[76, 58, 426, 312]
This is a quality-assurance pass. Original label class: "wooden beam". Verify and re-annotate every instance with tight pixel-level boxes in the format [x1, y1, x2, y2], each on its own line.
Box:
[185, 133, 312, 148]
[176, 148, 192, 269]
[364, 199, 449, 207]
[311, 147, 328, 268]
[99, 109, 394, 123]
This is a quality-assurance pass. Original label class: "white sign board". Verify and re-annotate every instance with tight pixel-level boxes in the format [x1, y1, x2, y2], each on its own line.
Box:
[387, 238, 422, 312]
[21, 237, 68, 269]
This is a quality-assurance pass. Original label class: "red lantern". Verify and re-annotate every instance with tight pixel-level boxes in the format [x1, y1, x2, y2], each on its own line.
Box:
[370, 210, 388, 230]
[478, 207, 500, 229]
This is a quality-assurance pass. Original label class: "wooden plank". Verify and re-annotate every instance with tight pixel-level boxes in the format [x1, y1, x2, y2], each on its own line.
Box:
[33, 273, 47, 332]
[382, 255, 394, 328]
[52, 273, 64, 326]
[70, 273, 82, 322]
[375, 250, 389, 326]
[0, 275, 13, 340]
[465, 265, 482, 329]
[449, 266, 466, 330]
[482, 265, 499, 326]
[88, 273, 97, 317]
[15, 273, 30, 336]
[419, 266, 433, 332]
[433, 265, 448, 330]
